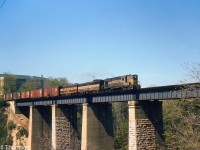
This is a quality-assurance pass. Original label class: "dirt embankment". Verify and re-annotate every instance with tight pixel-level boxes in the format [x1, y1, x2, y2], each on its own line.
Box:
[6, 102, 29, 147]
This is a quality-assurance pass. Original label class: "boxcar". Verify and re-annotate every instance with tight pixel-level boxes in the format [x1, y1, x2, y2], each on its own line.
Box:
[5, 94, 12, 100]
[0, 94, 4, 100]
[50, 87, 59, 97]
[21, 91, 30, 99]
[44, 88, 51, 97]
[31, 89, 42, 98]
[13, 92, 21, 100]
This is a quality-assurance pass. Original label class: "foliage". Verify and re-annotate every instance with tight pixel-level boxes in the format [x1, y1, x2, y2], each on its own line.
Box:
[16, 126, 28, 139]
[0, 98, 7, 145]
[0, 98, 7, 108]
[112, 102, 128, 149]
[163, 100, 200, 149]
[113, 117, 128, 149]
[6, 134, 13, 146]
[44, 77, 69, 87]
[2, 73, 17, 94]
[0, 109, 7, 145]
[0, 127, 7, 145]
[19, 77, 69, 91]
[7, 121, 16, 131]
[182, 62, 200, 83]
[163, 62, 200, 149]
[19, 78, 42, 91]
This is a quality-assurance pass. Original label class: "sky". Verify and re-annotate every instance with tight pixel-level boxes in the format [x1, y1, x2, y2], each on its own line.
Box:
[0, 0, 199, 87]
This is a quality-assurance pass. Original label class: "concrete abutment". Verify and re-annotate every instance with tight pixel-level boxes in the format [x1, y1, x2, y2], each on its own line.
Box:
[128, 100, 165, 150]
[52, 104, 79, 150]
[28, 106, 52, 150]
[28, 104, 78, 150]
[81, 103, 114, 150]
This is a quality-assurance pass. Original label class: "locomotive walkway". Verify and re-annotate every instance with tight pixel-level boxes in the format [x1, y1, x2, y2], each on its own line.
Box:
[9, 83, 199, 150]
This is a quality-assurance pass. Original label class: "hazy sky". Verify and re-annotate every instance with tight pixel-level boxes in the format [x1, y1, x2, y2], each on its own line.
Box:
[0, 0, 199, 87]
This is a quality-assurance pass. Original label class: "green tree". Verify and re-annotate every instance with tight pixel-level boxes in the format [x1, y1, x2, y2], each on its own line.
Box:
[163, 62, 200, 149]
[0, 98, 7, 145]
[112, 102, 128, 149]
[2, 73, 17, 94]
[44, 77, 69, 87]
[163, 100, 200, 149]
[19, 76, 69, 91]
[19, 78, 42, 91]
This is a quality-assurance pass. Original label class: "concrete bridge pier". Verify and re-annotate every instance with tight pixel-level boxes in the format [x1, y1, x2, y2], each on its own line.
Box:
[81, 103, 114, 150]
[28, 106, 52, 150]
[128, 100, 164, 150]
[52, 104, 78, 150]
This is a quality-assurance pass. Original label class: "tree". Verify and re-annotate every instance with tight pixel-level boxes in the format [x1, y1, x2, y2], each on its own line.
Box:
[44, 77, 69, 87]
[0, 98, 7, 145]
[112, 102, 128, 149]
[19, 76, 69, 91]
[163, 62, 200, 149]
[2, 73, 17, 94]
[182, 62, 200, 83]
[19, 78, 42, 92]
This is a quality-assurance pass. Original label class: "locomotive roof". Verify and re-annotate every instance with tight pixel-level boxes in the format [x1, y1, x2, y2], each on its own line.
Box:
[78, 80, 104, 86]
[61, 84, 78, 88]
[105, 74, 137, 81]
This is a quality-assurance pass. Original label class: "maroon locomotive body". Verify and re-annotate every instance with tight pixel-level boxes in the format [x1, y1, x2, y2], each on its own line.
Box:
[78, 80, 104, 93]
[105, 74, 138, 90]
[60, 84, 78, 95]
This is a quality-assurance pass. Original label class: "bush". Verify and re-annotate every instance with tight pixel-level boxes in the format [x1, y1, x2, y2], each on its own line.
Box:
[7, 121, 16, 130]
[0, 126, 7, 145]
[163, 100, 200, 149]
[113, 117, 128, 149]
[6, 134, 13, 146]
[16, 127, 28, 139]
[0, 102, 7, 145]
[0, 99, 6, 108]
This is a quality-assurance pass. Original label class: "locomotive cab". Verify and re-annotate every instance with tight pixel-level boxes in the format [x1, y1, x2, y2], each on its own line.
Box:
[125, 75, 138, 85]
[105, 74, 138, 91]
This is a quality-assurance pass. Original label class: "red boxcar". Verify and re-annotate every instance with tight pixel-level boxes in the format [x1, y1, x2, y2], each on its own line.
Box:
[0, 94, 4, 100]
[5, 94, 12, 100]
[13, 92, 21, 100]
[21, 91, 30, 99]
[44, 88, 51, 97]
[51, 87, 59, 97]
[44, 87, 59, 97]
[30, 89, 42, 98]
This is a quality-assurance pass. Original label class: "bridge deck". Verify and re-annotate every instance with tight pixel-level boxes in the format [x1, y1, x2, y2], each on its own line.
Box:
[15, 83, 200, 106]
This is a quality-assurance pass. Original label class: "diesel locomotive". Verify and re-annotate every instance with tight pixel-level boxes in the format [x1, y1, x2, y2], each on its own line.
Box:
[2, 74, 139, 100]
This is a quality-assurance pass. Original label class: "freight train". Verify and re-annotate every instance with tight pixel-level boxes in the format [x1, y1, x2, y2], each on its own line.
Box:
[1, 74, 139, 101]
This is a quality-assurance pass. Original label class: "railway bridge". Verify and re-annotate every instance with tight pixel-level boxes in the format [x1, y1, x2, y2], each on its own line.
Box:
[9, 84, 199, 150]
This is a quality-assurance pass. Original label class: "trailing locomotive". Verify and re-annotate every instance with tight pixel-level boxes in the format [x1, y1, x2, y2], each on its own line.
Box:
[60, 79, 105, 95]
[2, 74, 139, 100]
